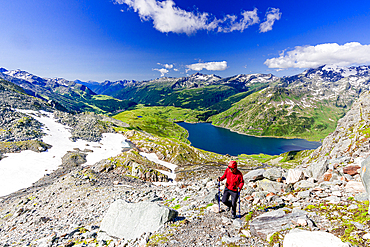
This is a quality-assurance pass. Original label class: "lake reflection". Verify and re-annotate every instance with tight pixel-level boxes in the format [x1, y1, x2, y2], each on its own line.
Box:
[177, 122, 321, 156]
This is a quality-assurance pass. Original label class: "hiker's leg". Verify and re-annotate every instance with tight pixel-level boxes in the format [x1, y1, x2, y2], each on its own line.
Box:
[230, 190, 239, 216]
[222, 188, 232, 208]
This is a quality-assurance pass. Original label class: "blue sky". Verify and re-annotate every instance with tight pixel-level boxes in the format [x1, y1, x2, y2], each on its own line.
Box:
[1, 0, 370, 81]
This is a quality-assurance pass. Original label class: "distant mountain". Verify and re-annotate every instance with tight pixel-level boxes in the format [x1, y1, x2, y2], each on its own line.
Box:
[76, 79, 138, 96]
[99, 72, 278, 112]
[210, 65, 370, 141]
[0, 69, 136, 114]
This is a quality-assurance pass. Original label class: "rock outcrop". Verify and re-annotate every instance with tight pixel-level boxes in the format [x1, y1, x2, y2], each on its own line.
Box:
[310, 91, 370, 162]
[99, 200, 178, 240]
[283, 229, 349, 247]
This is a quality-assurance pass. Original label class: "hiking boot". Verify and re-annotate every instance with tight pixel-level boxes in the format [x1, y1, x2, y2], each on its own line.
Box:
[231, 214, 236, 220]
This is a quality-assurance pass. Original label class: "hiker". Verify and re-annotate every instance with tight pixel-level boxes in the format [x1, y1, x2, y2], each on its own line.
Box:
[218, 160, 244, 219]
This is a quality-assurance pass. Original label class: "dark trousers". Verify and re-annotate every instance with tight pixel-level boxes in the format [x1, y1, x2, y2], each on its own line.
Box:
[222, 188, 239, 216]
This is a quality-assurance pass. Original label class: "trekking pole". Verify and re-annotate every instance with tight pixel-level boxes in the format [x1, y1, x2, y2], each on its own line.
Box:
[238, 191, 241, 218]
[218, 179, 221, 213]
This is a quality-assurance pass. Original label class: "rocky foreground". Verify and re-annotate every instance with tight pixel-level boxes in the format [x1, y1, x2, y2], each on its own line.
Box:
[1, 151, 370, 246]
[1, 92, 370, 246]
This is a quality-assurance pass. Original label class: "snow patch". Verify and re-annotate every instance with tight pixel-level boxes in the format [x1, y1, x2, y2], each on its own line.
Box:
[139, 152, 178, 186]
[0, 110, 129, 197]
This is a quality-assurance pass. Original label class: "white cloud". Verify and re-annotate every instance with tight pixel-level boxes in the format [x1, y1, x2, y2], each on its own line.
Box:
[217, 9, 259, 33]
[186, 61, 228, 72]
[157, 63, 174, 69]
[259, 8, 281, 33]
[115, 0, 216, 35]
[153, 68, 169, 76]
[114, 0, 280, 35]
[264, 42, 370, 69]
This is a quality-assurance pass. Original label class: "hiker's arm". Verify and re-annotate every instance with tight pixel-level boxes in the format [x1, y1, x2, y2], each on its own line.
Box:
[238, 174, 244, 191]
[218, 169, 228, 181]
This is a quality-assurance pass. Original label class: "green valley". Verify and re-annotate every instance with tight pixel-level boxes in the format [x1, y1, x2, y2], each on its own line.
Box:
[112, 106, 212, 143]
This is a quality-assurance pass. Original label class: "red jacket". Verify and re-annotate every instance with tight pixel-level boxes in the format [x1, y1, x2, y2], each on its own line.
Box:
[220, 168, 244, 192]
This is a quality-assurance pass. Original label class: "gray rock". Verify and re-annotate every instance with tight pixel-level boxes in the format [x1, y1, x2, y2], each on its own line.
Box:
[202, 188, 218, 204]
[232, 218, 243, 228]
[253, 191, 269, 199]
[244, 169, 265, 182]
[243, 186, 255, 196]
[249, 209, 307, 240]
[221, 236, 241, 243]
[351, 221, 365, 230]
[354, 192, 368, 201]
[263, 168, 282, 181]
[297, 190, 311, 199]
[99, 200, 178, 240]
[360, 156, 370, 213]
[344, 174, 354, 181]
[307, 160, 328, 179]
[294, 180, 316, 190]
[61, 151, 87, 167]
[201, 177, 211, 185]
[286, 169, 304, 184]
[324, 196, 340, 203]
[257, 179, 284, 193]
[283, 229, 350, 247]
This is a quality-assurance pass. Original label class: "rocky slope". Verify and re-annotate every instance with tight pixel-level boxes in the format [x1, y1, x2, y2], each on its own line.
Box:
[309, 90, 370, 162]
[1, 92, 370, 246]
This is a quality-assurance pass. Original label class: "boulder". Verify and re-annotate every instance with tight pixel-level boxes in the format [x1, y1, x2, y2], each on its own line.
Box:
[355, 192, 368, 201]
[286, 169, 304, 184]
[202, 188, 218, 204]
[263, 168, 282, 181]
[256, 179, 284, 194]
[61, 151, 87, 167]
[249, 209, 308, 240]
[243, 169, 265, 182]
[297, 190, 311, 199]
[306, 160, 328, 179]
[360, 156, 370, 213]
[283, 229, 349, 247]
[207, 204, 219, 213]
[344, 181, 365, 193]
[293, 180, 316, 190]
[344, 165, 361, 176]
[99, 200, 178, 240]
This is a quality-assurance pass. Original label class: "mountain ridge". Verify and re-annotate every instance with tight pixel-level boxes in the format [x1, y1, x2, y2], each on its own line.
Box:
[0, 69, 136, 114]
[3, 65, 370, 141]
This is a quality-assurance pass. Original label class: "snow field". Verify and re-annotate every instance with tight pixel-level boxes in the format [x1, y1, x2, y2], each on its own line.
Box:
[0, 110, 129, 197]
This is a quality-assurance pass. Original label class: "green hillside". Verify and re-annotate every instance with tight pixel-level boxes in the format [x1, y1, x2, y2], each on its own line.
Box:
[209, 88, 347, 141]
[113, 83, 239, 110]
[112, 106, 212, 143]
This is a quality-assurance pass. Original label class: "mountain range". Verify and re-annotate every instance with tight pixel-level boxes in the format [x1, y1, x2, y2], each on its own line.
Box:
[2, 65, 370, 141]
[0, 69, 136, 115]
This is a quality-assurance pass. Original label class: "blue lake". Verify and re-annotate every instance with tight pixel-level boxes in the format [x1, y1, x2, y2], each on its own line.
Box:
[177, 122, 321, 156]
